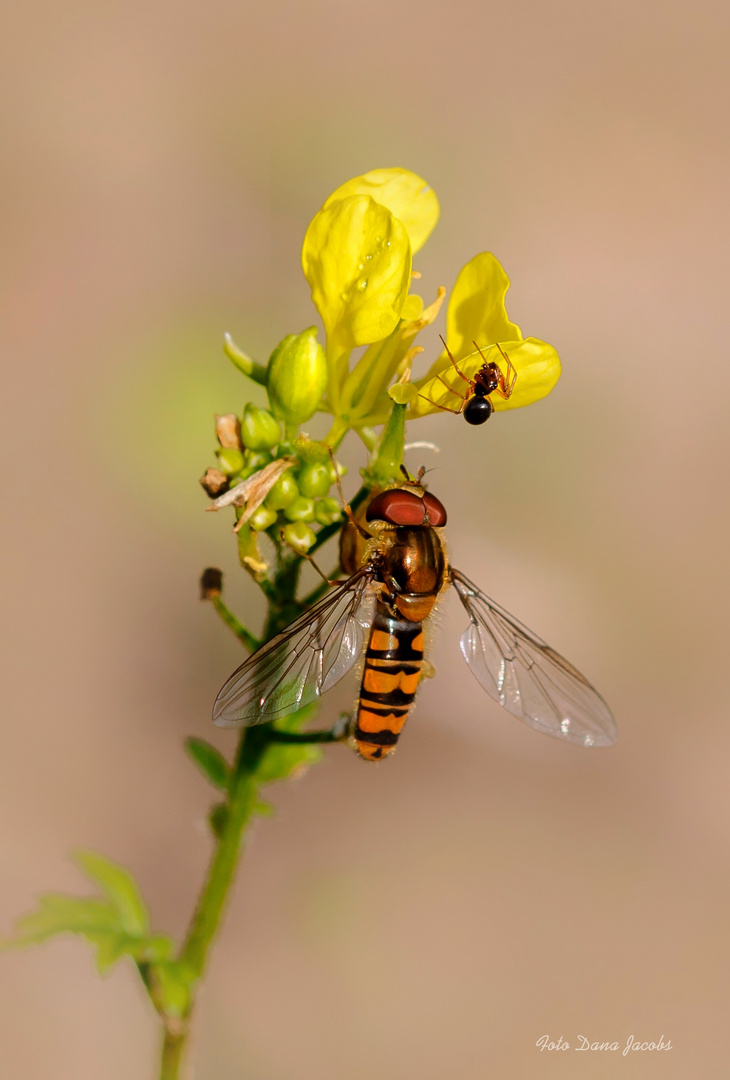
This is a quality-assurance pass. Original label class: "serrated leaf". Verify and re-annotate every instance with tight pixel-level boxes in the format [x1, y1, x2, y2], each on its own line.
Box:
[73, 851, 149, 936]
[93, 931, 134, 974]
[2, 895, 122, 949]
[185, 738, 230, 791]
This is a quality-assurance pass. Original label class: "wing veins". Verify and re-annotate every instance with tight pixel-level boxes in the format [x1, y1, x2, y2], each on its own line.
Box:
[450, 568, 616, 746]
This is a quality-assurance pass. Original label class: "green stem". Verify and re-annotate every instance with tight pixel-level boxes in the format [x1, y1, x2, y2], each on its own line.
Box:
[159, 1027, 186, 1080]
[210, 596, 261, 652]
[156, 547, 338, 1079]
[154, 729, 268, 1080]
[180, 731, 264, 978]
[322, 415, 350, 449]
[355, 426, 378, 451]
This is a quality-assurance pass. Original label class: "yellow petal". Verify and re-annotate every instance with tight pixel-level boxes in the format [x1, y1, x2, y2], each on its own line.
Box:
[401, 293, 423, 320]
[301, 195, 411, 351]
[323, 168, 439, 254]
[443, 252, 522, 366]
[409, 338, 561, 417]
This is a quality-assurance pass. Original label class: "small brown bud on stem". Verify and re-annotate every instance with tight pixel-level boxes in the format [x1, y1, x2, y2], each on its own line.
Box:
[200, 567, 223, 600]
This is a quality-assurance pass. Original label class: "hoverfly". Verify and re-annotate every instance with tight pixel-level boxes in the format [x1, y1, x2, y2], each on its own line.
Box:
[419, 337, 518, 425]
[213, 475, 617, 758]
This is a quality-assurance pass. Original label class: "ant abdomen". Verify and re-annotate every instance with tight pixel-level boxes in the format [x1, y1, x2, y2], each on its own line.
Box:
[464, 397, 493, 425]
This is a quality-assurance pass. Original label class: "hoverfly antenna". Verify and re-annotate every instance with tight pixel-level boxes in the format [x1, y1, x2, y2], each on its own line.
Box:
[400, 464, 414, 483]
[416, 465, 426, 483]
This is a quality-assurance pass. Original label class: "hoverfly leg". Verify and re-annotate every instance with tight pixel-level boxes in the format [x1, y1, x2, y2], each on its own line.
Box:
[333, 711, 355, 740]
[278, 529, 341, 586]
[328, 447, 372, 540]
[268, 714, 352, 744]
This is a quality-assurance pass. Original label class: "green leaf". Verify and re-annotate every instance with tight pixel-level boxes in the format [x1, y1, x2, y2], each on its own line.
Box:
[73, 851, 149, 936]
[94, 927, 175, 974]
[256, 703, 323, 784]
[185, 737, 230, 791]
[2, 863, 175, 978]
[2, 894, 121, 949]
[91, 930, 174, 974]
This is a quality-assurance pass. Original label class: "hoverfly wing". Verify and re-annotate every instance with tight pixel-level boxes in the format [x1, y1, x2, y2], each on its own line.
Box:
[213, 568, 377, 728]
[450, 569, 617, 747]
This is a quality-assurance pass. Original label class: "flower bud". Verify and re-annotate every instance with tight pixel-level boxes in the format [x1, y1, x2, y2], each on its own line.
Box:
[297, 462, 332, 498]
[249, 504, 278, 531]
[266, 327, 327, 427]
[241, 404, 281, 451]
[216, 447, 245, 475]
[282, 521, 316, 554]
[284, 496, 315, 522]
[246, 450, 273, 470]
[314, 497, 343, 526]
[264, 472, 299, 511]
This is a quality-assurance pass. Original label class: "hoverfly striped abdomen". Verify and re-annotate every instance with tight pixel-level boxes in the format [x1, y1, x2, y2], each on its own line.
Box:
[354, 599, 425, 761]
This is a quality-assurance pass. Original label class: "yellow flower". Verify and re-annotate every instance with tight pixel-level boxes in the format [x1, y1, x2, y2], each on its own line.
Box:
[409, 252, 561, 417]
[301, 168, 441, 421]
[322, 167, 439, 254]
[301, 195, 411, 353]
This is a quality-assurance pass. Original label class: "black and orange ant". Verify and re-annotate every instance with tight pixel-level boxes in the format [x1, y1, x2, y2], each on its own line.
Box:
[419, 336, 517, 425]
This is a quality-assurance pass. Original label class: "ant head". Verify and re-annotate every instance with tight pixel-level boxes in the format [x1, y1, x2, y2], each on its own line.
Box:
[476, 363, 500, 395]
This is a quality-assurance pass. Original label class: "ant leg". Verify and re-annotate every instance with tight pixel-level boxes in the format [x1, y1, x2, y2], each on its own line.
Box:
[436, 372, 470, 401]
[417, 391, 465, 415]
[439, 335, 473, 385]
[492, 343, 517, 399]
[327, 448, 372, 540]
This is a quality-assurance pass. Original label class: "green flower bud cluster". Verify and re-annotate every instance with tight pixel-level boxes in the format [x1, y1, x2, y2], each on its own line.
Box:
[259, 458, 345, 552]
[202, 398, 344, 560]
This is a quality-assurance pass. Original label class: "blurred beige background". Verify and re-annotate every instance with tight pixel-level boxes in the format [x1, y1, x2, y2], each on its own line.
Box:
[2, 0, 729, 1076]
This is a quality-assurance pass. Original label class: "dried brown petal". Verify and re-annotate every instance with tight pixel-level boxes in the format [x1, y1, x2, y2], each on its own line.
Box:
[215, 413, 243, 449]
[199, 468, 230, 498]
[206, 457, 296, 530]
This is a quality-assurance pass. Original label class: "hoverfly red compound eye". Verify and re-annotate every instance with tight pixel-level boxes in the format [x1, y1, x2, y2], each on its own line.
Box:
[422, 492, 447, 526]
[366, 488, 448, 527]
